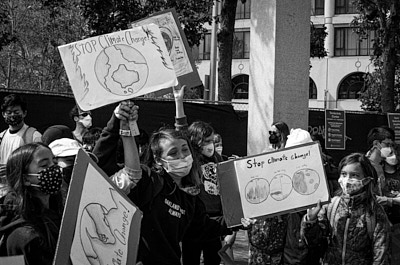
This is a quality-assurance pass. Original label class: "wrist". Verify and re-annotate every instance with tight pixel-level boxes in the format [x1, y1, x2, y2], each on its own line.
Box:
[119, 129, 132, 137]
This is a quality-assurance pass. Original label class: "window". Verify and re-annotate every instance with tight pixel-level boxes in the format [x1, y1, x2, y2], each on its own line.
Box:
[335, 0, 356, 14]
[192, 33, 211, 60]
[338, 72, 366, 99]
[313, 0, 324, 16]
[236, 0, 251, 19]
[334, 28, 375, 56]
[309, 78, 317, 99]
[233, 31, 250, 59]
[232, 74, 249, 99]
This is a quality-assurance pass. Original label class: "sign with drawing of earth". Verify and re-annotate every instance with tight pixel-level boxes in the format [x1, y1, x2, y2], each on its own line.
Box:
[95, 44, 149, 96]
[292, 168, 320, 195]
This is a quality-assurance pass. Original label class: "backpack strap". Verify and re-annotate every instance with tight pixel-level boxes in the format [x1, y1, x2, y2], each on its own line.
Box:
[0, 130, 7, 147]
[21, 126, 37, 145]
[327, 196, 341, 237]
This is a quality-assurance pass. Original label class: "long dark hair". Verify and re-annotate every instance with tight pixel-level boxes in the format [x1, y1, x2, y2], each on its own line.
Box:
[6, 142, 60, 250]
[143, 128, 201, 187]
[338, 153, 378, 213]
[272, 121, 290, 149]
[188, 121, 222, 163]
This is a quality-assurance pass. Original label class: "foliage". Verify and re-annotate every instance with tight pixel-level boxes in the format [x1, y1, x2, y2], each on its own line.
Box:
[0, 3, 16, 53]
[80, 0, 213, 48]
[0, 0, 86, 92]
[310, 22, 327, 58]
[352, 0, 400, 112]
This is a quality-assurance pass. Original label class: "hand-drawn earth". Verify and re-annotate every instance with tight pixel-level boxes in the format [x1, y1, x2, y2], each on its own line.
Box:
[95, 44, 149, 96]
[270, 174, 293, 201]
[292, 168, 320, 195]
[245, 178, 270, 204]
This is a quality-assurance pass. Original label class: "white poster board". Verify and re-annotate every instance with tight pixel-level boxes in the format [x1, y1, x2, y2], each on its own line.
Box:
[218, 142, 330, 227]
[53, 150, 142, 265]
[132, 8, 202, 89]
[58, 24, 178, 111]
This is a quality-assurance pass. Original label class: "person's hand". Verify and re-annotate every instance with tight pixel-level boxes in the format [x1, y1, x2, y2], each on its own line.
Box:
[114, 101, 139, 121]
[173, 84, 185, 101]
[241, 217, 256, 229]
[306, 200, 321, 222]
[228, 154, 240, 160]
[223, 231, 237, 246]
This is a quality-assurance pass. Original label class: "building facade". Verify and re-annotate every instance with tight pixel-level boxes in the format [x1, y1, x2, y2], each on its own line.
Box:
[192, 0, 374, 111]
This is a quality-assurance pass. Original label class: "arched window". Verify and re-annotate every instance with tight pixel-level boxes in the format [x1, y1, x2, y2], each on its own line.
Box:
[337, 72, 366, 99]
[309, 77, 317, 99]
[232, 74, 249, 99]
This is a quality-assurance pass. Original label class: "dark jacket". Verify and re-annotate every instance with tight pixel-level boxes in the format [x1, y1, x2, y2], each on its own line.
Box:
[301, 193, 390, 265]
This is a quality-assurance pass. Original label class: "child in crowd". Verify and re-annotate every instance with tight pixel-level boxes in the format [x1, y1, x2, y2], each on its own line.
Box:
[302, 152, 391, 265]
[93, 99, 230, 265]
[0, 143, 63, 264]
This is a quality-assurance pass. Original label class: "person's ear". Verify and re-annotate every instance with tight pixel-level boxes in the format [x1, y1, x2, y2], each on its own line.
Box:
[74, 116, 79, 122]
[154, 156, 163, 166]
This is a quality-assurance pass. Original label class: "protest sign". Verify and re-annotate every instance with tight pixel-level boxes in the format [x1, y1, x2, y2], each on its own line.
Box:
[0, 255, 25, 265]
[217, 142, 330, 227]
[53, 150, 142, 265]
[58, 24, 177, 111]
[132, 8, 202, 90]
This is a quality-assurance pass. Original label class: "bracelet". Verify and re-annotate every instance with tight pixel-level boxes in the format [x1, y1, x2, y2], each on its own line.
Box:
[119, 129, 131, 137]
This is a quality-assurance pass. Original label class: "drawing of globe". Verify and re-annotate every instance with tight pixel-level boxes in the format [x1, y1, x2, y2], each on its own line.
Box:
[245, 178, 270, 204]
[292, 169, 320, 195]
[95, 44, 149, 96]
[270, 174, 293, 201]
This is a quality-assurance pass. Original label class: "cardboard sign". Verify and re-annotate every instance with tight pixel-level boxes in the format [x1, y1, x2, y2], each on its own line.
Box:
[325, 109, 346, 150]
[217, 142, 330, 227]
[53, 150, 142, 265]
[132, 8, 202, 90]
[387, 113, 400, 144]
[58, 24, 178, 111]
[0, 255, 25, 265]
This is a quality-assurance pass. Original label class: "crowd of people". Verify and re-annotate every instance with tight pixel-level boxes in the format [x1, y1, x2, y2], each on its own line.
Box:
[0, 89, 399, 265]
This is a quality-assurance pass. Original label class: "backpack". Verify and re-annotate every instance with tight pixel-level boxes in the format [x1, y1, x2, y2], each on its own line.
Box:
[327, 196, 376, 240]
[0, 126, 38, 146]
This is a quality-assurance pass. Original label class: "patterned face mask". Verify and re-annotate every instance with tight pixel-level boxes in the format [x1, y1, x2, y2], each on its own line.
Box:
[27, 164, 63, 195]
[4, 114, 23, 126]
[338, 176, 370, 195]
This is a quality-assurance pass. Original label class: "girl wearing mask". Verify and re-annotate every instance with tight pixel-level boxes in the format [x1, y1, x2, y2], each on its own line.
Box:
[0, 142, 63, 264]
[302, 153, 390, 265]
[268, 121, 290, 150]
[93, 99, 230, 265]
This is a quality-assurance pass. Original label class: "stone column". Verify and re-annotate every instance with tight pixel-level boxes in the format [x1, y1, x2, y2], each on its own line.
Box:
[247, 0, 310, 155]
[324, 0, 335, 57]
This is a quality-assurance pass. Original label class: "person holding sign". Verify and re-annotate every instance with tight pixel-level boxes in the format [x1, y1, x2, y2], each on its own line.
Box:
[93, 99, 231, 265]
[302, 153, 390, 265]
[0, 142, 63, 264]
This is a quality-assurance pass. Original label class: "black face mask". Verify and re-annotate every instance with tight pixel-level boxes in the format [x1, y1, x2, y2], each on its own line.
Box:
[269, 132, 280, 144]
[62, 166, 74, 184]
[4, 114, 23, 126]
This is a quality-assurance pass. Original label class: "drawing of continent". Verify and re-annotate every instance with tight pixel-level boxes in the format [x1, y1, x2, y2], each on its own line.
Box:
[95, 44, 149, 96]
[292, 169, 320, 195]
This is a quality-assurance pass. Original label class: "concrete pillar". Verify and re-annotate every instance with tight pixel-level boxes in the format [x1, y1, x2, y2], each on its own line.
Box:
[247, 0, 310, 156]
[324, 0, 335, 57]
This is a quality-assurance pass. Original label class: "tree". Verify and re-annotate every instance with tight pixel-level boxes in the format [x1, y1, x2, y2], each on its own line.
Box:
[80, 0, 213, 48]
[0, 0, 86, 93]
[352, 0, 400, 113]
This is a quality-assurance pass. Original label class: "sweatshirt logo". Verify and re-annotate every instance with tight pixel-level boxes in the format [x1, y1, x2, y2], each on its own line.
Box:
[165, 198, 186, 218]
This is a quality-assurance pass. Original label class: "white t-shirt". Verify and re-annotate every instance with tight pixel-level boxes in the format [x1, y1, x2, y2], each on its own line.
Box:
[0, 124, 42, 164]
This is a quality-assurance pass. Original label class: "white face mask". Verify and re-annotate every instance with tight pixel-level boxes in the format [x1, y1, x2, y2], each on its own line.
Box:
[201, 143, 215, 157]
[80, 115, 92, 128]
[161, 154, 193, 177]
[215, 146, 223, 156]
[385, 154, 398, 166]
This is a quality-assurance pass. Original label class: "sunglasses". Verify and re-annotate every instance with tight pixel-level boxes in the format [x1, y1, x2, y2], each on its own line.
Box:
[269, 131, 279, 135]
[79, 112, 91, 117]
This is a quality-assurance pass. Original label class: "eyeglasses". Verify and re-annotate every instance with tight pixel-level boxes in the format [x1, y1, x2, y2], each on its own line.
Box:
[381, 141, 395, 148]
[269, 131, 279, 135]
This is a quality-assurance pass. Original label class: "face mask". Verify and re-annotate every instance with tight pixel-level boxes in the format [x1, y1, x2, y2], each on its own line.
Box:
[215, 146, 223, 156]
[4, 114, 23, 126]
[338, 177, 369, 195]
[380, 146, 392, 159]
[385, 154, 398, 166]
[61, 165, 74, 184]
[27, 164, 63, 195]
[201, 143, 215, 157]
[269, 132, 280, 144]
[79, 115, 92, 128]
[161, 154, 193, 177]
